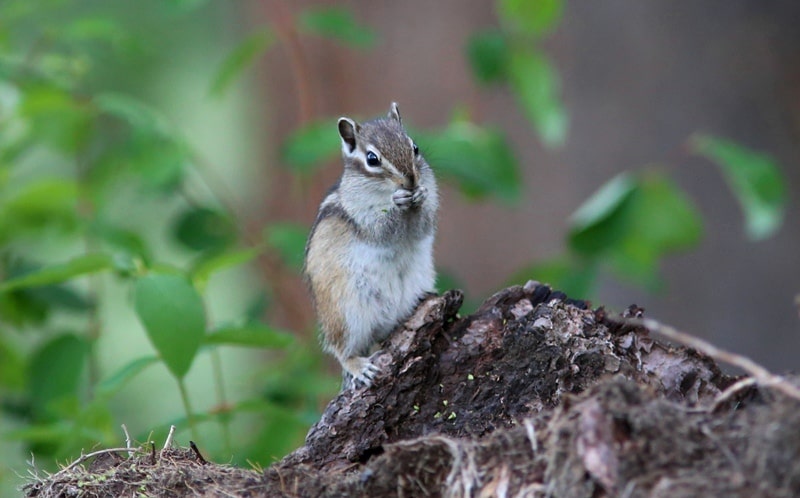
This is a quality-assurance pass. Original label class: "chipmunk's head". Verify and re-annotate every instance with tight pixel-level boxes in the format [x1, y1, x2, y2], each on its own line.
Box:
[337, 103, 423, 191]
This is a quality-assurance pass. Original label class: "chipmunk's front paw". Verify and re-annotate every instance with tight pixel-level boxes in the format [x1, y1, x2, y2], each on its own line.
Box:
[410, 185, 427, 206]
[393, 186, 427, 210]
[392, 188, 413, 210]
[343, 356, 381, 388]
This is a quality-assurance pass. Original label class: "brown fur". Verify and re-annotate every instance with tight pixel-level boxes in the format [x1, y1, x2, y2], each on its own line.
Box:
[304, 215, 351, 357]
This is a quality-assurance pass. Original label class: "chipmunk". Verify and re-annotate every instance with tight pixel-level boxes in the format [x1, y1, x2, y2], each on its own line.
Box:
[304, 103, 438, 388]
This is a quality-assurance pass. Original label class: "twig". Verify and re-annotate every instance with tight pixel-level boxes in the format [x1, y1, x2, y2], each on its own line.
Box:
[622, 317, 800, 401]
[53, 448, 135, 476]
[121, 424, 133, 457]
[190, 441, 208, 465]
[25, 453, 42, 481]
[163, 425, 176, 451]
[709, 377, 758, 412]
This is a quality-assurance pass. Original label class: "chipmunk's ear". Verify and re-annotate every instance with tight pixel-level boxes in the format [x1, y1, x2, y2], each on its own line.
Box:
[338, 117, 360, 154]
[388, 102, 401, 124]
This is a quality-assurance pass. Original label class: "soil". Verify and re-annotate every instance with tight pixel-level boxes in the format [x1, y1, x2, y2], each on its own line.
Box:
[23, 283, 800, 497]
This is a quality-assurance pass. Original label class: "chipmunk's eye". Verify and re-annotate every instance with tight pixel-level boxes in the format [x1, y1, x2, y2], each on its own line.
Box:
[413, 143, 419, 156]
[366, 151, 381, 167]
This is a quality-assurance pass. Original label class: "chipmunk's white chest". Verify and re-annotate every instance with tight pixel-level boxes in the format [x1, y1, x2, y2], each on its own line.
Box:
[341, 233, 435, 355]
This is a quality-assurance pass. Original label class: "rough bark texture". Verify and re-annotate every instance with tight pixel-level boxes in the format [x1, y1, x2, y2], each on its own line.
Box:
[24, 284, 800, 497]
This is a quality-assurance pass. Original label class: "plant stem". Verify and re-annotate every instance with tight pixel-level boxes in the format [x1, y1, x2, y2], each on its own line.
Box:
[210, 348, 233, 455]
[76, 149, 102, 399]
[84, 264, 104, 395]
[177, 378, 199, 442]
[268, 0, 314, 123]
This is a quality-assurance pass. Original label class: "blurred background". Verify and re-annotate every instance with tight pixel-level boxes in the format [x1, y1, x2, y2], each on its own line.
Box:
[0, 0, 798, 494]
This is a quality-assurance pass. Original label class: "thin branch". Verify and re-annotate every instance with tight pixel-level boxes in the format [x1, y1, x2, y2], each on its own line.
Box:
[623, 317, 800, 401]
[54, 448, 134, 476]
[121, 424, 134, 457]
[163, 425, 177, 451]
[709, 377, 758, 412]
[189, 441, 208, 465]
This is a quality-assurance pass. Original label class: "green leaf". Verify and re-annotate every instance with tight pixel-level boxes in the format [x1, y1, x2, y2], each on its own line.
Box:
[0, 288, 48, 326]
[62, 17, 130, 50]
[205, 322, 293, 349]
[299, 7, 376, 48]
[245, 292, 271, 322]
[264, 223, 308, 271]
[94, 92, 174, 138]
[497, 0, 564, 36]
[134, 273, 206, 379]
[0, 337, 25, 390]
[0, 254, 112, 292]
[209, 27, 274, 98]
[20, 85, 93, 153]
[173, 207, 237, 252]
[28, 334, 87, 419]
[569, 171, 702, 288]
[90, 222, 151, 262]
[509, 257, 597, 300]
[568, 172, 637, 255]
[0, 178, 79, 239]
[692, 135, 786, 240]
[96, 356, 158, 397]
[466, 30, 509, 85]
[609, 173, 702, 287]
[124, 135, 190, 189]
[281, 120, 340, 173]
[0, 285, 91, 327]
[508, 48, 567, 147]
[417, 120, 522, 203]
[26, 284, 93, 312]
[192, 246, 261, 288]
[630, 173, 703, 251]
[0, 259, 93, 325]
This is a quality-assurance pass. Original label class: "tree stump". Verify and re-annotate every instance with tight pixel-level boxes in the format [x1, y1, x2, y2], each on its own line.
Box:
[25, 283, 800, 498]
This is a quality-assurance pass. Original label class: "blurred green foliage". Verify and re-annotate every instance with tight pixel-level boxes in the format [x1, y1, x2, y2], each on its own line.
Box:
[298, 6, 377, 48]
[467, 0, 568, 146]
[0, 0, 316, 485]
[209, 27, 274, 98]
[691, 134, 786, 240]
[0, 0, 788, 490]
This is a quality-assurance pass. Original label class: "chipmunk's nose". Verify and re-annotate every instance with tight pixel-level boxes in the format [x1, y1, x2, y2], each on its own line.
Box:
[402, 169, 419, 190]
